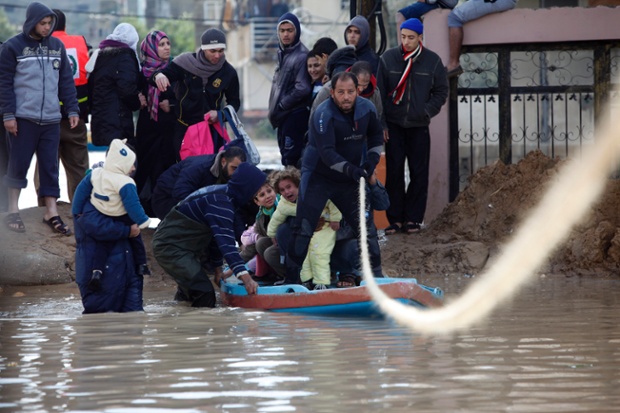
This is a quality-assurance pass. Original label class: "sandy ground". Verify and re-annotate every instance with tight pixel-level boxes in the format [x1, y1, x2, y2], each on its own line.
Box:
[1, 150, 618, 298]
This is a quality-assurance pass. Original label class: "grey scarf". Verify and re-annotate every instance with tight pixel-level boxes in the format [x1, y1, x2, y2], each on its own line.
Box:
[173, 50, 225, 85]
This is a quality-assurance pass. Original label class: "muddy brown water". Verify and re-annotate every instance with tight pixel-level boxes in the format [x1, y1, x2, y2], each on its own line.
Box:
[1, 276, 619, 412]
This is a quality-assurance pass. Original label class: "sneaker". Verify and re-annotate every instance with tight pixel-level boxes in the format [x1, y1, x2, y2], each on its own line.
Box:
[273, 278, 286, 286]
[313, 283, 328, 291]
[275, 278, 303, 286]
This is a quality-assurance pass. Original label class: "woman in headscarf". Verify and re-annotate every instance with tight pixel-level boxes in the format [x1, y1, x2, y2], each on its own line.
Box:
[86, 23, 146, 147]
[133, 30, 176, 216]
[150, 28, 240, 162]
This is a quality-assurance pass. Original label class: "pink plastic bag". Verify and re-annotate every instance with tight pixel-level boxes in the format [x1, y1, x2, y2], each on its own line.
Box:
[179, 114, 230, 160]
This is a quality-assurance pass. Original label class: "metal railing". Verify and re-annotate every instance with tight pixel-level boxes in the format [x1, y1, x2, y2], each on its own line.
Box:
[249, 17, 279, 61]
[449, 41, 620, 199]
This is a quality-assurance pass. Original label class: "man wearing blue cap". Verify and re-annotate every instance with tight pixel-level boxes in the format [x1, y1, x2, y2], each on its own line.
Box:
[377, 18, 448, 235]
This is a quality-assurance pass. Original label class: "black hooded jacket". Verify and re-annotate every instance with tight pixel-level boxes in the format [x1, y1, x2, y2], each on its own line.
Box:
[345, 16, 379, 75]
[88, 46, 142, 146]
[267, 12, 312, 128]
[377, 45, 448, 128]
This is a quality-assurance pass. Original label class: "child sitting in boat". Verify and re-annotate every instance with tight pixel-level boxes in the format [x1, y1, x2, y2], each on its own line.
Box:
[75, 138, 151, 291]
[239, 171, 279, 274]
[266, 167, 342, 290]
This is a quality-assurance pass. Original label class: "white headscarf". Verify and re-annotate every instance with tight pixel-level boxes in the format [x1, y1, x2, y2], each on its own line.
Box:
[106, 23, 139, 52]
[86, 23, 140, 74]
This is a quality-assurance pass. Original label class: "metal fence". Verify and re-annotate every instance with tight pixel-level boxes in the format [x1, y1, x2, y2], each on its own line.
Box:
[249, 17, 279, 61]
[449, 41, 620, 200]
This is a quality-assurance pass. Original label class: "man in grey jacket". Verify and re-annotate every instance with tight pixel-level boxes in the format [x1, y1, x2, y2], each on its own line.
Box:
[377, 18, 448, 235]
[0, 2, 79, 234]
[267, 12, 312, 167]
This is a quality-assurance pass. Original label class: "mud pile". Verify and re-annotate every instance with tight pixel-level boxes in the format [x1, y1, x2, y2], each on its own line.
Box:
[381, 150, 620, 278]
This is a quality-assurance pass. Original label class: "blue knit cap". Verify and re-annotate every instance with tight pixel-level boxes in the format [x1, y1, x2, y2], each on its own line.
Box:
[227, 163, 267, 207]
[400, 18, 423, 35]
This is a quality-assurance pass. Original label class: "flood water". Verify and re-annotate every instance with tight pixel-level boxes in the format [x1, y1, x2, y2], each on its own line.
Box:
[1, 276, 619, 412]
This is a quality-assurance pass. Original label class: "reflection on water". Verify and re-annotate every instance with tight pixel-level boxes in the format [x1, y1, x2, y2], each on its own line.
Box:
[1, 277, 619, 412]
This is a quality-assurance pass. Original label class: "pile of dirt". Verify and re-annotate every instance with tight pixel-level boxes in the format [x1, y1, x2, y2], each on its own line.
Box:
[1, 150, 618, 289]
[380, 150, 620, 278]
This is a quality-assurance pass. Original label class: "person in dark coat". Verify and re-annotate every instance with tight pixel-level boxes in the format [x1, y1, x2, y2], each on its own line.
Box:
[152, 28, 240, 162]
[86, 23, 145, 147]
[150, 145, 246, 220]
[134, 30, 176, 216]
[283, 72, 384, 286]
[152, 163, 266, 307]
[72, 186, 144, 314]
[344, 15, 379, 75]
[377, 18, 448, 234]
[267, 12, 312, 167]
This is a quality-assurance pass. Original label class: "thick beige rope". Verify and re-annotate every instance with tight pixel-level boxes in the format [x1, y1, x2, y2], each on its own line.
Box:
[361, 94, 620, 335]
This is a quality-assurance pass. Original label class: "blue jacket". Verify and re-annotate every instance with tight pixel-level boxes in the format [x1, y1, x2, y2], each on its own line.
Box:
[303, 96, 384, 183]
[0, 2, 78, 124]
[150, 154, 217, 220]
[267, 12, 312, 128]
[73, 176, 143, 314]
[176, 163, 266, 276]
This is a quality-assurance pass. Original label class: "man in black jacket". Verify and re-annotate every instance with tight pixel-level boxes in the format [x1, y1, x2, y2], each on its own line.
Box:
[344, 15, 379, 75]
[377, 18, 448, 235]
[267, 12, 312, 167]
[153, 29, 240, 161]
[283, 72, 384, 286]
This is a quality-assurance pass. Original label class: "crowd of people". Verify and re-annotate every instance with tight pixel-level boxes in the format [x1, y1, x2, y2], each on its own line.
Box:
[1, 1, 517, 313]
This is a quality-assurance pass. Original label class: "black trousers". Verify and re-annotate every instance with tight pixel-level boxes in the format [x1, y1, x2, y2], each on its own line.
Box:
[385, 123, 431, 225]
[285, 172, 382, 282]
[277, 107, 309, 167]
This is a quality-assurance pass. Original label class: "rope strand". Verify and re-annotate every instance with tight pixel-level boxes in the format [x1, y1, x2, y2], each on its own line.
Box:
[361, 89, 620, 334]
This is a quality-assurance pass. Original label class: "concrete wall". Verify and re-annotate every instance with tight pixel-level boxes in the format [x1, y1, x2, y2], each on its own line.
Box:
[421, 6, 620, 223]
